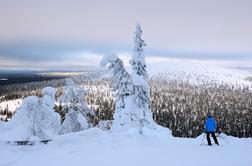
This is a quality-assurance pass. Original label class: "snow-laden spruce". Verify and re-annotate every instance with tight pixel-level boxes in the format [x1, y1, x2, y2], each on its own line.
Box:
[129, 23, 156, 130]
[59, 79, 94, 134]
[129, 22, 148, 80]
[101, 23, 169, 135]
[0, 87, 61, 140]
[100, 53, 139, 131]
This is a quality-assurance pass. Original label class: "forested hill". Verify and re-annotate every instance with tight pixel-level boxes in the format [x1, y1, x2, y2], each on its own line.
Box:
[1, 62, 252, 138]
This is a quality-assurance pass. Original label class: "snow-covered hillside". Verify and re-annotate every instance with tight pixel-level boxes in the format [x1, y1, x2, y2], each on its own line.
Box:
[144, 58, 252, 86]
[0, 128, 252, 166]
[0, 99, 22, 113]
[0, 99, 22, 120]
[1, 59, 251, 114]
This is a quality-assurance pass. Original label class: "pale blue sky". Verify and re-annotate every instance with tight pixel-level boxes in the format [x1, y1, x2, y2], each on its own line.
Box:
[0, 0, 252, 70]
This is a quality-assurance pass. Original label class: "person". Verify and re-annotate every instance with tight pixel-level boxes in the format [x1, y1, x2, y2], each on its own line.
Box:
[205, 115, 219, 146]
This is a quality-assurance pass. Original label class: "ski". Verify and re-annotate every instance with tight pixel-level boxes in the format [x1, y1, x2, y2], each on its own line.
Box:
[6, 139, 52, 146]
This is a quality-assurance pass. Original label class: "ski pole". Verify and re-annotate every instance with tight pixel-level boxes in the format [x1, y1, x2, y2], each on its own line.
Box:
[200, 133, 206, 145]
[218, 135, 229, 144]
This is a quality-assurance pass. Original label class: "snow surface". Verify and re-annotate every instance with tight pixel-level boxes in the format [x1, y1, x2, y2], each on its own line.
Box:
[0, 128, 252, 166]
[145, 59, 252, 86]
[0, 99, 22, 113]
[0, 99, 22, 120]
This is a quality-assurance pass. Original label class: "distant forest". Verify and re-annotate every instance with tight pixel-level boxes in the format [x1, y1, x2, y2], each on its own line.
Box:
[0, 74, 68, 86]
[0, 73, 252, 138]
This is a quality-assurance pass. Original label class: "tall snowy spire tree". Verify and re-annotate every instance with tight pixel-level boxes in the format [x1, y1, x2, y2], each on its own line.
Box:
[101, 24, 171, 135]
[129, 23, 156, 131]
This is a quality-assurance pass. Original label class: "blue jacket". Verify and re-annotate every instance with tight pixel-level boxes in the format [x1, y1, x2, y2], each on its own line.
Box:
[205, 117, 217, 132]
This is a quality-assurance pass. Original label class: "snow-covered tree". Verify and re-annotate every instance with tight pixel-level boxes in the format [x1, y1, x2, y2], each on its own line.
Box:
[100, 54, 138, 130]
[129, 23, 156, 131]
[7, 87, 61, 140]
[59, 79, 94, 134]
[129, 22, 147, 79]
[100, 53, 132, 103]
[39, 87, 61, 137]
[100, 24, 159, 133]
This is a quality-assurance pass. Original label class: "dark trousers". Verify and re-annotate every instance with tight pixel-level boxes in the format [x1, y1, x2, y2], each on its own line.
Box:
[206, 132, 219, 145]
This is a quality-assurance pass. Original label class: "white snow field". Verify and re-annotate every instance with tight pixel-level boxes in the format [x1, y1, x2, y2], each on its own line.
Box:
[145, 58, 252, 86]
[0, 99, 22, 120]
[0, 99, 22, 113]
[0, 128, 252, 166]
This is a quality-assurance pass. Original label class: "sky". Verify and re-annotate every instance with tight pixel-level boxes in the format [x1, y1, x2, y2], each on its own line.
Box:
[0, 0, 252, 70]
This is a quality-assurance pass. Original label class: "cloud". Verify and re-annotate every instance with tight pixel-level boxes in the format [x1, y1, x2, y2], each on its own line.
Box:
[0, 0, 252, 55]
[0, 43, 252, 70]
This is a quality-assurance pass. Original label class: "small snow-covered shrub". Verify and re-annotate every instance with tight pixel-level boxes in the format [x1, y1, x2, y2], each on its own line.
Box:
[96, 120, 113, 131]
[3, 87, 61, 140]
[59, 79, 94, 134]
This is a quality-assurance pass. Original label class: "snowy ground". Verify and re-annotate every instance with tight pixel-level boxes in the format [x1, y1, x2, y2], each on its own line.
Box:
[0, 99, 22, 113]
[0, 99, 22, 120]
[0, 128, 252, 166]
[146, 59, 252, 86]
